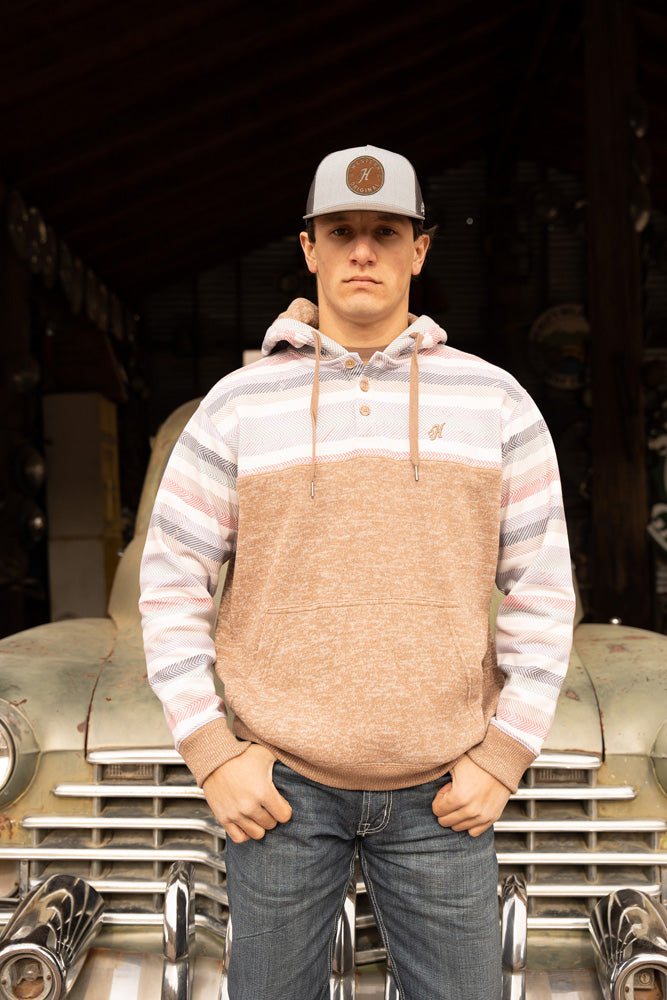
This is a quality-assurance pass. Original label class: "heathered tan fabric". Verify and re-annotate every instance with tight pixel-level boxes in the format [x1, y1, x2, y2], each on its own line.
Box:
[198, 458, 535, 792]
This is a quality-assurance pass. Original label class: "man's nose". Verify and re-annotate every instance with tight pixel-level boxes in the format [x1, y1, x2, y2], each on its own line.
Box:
[349, 236, 376, 264]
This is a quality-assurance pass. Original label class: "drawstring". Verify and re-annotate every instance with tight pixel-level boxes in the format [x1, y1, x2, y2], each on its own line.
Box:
[310, 330, 322, 498]
[409, 332, 423, 482]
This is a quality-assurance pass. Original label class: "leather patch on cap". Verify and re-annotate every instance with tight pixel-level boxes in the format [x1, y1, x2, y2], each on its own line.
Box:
[346, 155, 385, 196]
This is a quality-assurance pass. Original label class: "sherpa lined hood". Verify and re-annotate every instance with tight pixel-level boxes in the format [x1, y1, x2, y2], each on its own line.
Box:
[260, 297, 448, 493]
[261, 297, 447, 358]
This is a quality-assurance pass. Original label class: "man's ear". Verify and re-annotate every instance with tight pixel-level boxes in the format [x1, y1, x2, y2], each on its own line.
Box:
[300, 231, 317, 275]
[412, 234, 430, 276]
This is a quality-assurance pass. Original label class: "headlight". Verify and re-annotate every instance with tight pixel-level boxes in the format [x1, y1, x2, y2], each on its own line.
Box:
[0, 704, 39, 807]
[0, 723, 14, 792]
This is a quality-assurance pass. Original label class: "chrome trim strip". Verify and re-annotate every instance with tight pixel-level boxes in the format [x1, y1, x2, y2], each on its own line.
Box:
[384, 967, 400, 1000]
[0, 847, 226, 871]
[501, 874, 527, 1000]
[22, 815, 225, 837]
[3, 845, 663, 870]
[25, 812, 662, 836]
[55, 783, 204, 799]
[11, 872, 656, 905]
[511, 787, 635, 800]
[504, 882, 663, 898]
[330, 880, 356, 998]
[0, 905, 593, 936]
[496, 851, 667, 865]
[531, 751, 602, 769]
[162, 862, 195, 1000]
[496, 818, 665, 832]
[527, 916, 591, 930]
[55, 781, 633, 802]
[88, 749, 184, 765]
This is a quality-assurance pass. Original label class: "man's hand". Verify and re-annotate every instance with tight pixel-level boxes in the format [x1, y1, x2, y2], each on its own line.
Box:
[432, 755, 511, 838]
[202, 744, 292, 844]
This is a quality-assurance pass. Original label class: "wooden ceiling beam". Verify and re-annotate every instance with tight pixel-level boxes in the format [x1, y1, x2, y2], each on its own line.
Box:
[59, 85, 497, 266]
[3, 0, 516, 168]
[492, 0, 571, 169]
[26, 28, 518, 237]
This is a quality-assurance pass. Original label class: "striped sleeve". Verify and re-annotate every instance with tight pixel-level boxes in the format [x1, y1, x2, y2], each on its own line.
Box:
[471, 390, 575, 783]
[139, 403, 246, 766]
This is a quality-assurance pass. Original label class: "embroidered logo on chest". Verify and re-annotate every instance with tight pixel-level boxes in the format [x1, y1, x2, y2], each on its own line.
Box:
[427, 422, 446, 441]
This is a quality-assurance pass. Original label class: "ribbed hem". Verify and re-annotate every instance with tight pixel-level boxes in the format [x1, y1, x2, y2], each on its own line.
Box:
[235, 722, 452, 791]
[465, 725, 536, 793]
[179, 716, 251, 786]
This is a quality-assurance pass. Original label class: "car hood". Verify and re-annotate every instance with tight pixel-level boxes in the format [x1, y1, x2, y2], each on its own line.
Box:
[542, 635, 603, 757]
[0, 618, 116, 752]
[86, 622, 173, 752]
[573, 622, 667, 757]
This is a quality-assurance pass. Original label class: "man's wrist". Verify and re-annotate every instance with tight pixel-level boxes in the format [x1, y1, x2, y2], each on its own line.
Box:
[179, 717, 252, 786]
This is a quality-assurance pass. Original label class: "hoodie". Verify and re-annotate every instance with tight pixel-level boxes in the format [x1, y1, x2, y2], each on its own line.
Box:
[139, 299, 575, 793]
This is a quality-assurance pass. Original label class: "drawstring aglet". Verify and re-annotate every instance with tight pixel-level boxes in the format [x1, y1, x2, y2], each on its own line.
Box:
[310, 481, 315, 498]
[414, 465, 419, 482]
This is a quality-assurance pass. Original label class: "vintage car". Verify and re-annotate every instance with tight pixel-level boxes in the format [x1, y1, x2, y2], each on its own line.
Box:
[1, 397, 666, 1000]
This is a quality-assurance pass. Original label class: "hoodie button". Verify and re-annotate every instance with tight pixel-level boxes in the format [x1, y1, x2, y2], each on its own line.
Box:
[360, 380, 369, 392]
[360, 405, 371, 416]
[344, 358, 356, 369]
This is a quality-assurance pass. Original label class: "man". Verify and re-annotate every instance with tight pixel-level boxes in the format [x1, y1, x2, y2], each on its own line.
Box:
[140, 144, 575, 999]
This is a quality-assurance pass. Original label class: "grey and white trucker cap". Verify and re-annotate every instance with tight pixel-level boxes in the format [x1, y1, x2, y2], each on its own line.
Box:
[304, 145, 425, 221]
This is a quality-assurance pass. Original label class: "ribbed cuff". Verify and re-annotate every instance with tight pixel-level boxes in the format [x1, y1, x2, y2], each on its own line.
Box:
[465, 724, 536, 793]
[178, 716, 251, 786]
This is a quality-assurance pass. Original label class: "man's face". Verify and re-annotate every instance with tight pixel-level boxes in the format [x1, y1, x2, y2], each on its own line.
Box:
[299, 211, 429, 331]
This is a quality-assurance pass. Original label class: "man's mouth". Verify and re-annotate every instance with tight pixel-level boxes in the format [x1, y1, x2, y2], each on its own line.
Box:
[346, 276, 379, 284]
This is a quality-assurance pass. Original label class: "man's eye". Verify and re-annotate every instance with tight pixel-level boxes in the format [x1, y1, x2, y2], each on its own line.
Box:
[331, 227, 349, 237]
[378, 227, 397, 237]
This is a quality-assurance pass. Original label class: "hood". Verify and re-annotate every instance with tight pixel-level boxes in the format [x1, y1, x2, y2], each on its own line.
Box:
[542, 637, 603, 757]
[261, 297, 447, 360]
[0, 618, 116, 753]
[87, 623, 173, 752]
[573, 622, 667, 757]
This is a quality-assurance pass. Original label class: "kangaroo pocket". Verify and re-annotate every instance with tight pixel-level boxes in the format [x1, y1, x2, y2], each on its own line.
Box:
[232, 598, 487, 771]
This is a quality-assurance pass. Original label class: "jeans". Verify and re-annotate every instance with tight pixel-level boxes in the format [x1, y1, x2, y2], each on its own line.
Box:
[225, 762, 501, 1000]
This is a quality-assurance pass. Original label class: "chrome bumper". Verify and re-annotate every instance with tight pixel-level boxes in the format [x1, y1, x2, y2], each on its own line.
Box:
[590, 888, 667, 1000]
[0, 873, 104, 1000]
[2, 871, 667, 999]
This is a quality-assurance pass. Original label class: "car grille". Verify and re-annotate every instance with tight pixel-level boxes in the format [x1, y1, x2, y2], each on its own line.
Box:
[1, 749, 666, 961]
[496, 751, 667, 932]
